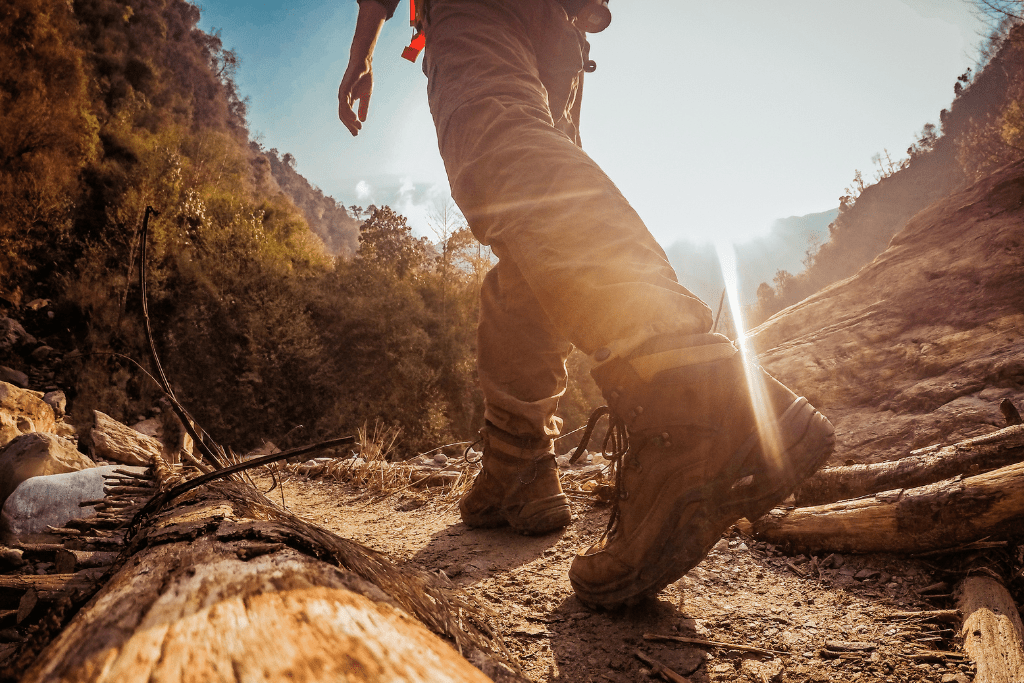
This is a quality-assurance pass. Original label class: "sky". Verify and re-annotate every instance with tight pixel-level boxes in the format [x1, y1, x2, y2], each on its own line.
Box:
[196, 0, 988, 248]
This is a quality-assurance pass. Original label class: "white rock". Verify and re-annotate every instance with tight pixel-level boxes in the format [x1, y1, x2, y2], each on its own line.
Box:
[0, 432, 94, 508]
[0, 465, 146, 543]
[555, 455, 571, 468]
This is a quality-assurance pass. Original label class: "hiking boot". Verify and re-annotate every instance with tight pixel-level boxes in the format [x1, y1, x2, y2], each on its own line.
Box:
[459, 424, 573, 534]
[568, 332, 835, 608]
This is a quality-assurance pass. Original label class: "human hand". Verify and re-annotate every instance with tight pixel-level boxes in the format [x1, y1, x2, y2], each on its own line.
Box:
[338, 59, 374, 136]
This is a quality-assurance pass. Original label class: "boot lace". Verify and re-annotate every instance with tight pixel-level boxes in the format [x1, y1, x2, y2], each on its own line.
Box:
[574, 406, 629, 538]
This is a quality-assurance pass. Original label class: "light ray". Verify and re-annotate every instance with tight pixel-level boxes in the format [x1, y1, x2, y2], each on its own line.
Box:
[714, 241, 784, 470]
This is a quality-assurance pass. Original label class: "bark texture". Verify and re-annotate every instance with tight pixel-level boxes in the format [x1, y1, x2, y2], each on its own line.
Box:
[751, 460, 1024, 554]
[793, 425, 1024, 506]
[956, 575, 1024, 683]
[18, 479, 514, 683]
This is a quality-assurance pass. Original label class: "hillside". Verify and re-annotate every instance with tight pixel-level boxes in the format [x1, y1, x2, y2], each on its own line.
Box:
[754, 22, 1024, 322]
[751, 157, 1024, 465]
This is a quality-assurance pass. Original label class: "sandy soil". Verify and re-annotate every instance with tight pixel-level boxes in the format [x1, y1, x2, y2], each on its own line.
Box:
[268, 473, 978, 683]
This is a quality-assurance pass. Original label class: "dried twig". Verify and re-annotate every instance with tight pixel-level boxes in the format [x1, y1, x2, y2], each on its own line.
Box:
[126, 436, 356, 540]
[635, 650, 690, 683]
[643, 633, 785, 656]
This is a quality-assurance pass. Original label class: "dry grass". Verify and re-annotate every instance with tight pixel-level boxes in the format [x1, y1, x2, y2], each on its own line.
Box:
[281, 423, 616, 510]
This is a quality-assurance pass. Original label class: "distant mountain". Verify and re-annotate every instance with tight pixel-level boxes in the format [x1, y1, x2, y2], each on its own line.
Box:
[257, 146, 361, 257]
[665, 208, 838, 309]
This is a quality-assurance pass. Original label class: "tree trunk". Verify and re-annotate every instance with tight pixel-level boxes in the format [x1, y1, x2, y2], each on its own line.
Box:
[957, 575, 1024, 683]
[750, 459, 1024, 554]
[793, 425, 1024, 506]
[17, 478, 515, 683]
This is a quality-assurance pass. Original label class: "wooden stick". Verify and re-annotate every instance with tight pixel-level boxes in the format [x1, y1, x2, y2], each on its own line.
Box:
[793, 425, 1024, 506]
[643, 633, 785, 656]
[889, 609, 961, 623]
[957, 575, 1024, 683]
[635, 651, 690, 683]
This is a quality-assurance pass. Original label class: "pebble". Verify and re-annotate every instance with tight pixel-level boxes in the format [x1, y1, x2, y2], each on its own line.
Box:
[433, 453, 448, 465]
[854, 568, 880, 581]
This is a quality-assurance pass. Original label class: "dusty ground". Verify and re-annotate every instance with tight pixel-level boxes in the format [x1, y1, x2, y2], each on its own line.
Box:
[266, 472, 979, 683]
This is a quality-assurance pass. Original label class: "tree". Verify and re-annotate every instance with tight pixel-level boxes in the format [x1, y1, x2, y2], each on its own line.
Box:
[357, 205, 430, 278]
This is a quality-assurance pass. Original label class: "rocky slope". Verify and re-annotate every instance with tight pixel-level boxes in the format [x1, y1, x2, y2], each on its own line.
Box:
[751, 159, 1024, 465]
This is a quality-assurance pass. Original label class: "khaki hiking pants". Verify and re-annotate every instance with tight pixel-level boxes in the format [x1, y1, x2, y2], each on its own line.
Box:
[423, 0, 712, 442]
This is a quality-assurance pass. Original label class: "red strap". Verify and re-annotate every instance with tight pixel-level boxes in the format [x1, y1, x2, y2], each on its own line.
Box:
[402, 32, 426, 62]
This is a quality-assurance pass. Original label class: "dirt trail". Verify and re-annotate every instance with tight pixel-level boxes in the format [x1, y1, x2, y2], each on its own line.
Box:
[268, 474, 976, 683]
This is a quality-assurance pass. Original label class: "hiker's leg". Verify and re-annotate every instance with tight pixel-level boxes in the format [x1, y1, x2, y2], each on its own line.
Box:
[424, 0, 713, 361]
[477, 259, 572, 441]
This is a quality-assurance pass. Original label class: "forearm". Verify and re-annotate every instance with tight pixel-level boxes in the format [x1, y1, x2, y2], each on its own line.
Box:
[339, 1, 389, 134]
[351, 0, 389, 67]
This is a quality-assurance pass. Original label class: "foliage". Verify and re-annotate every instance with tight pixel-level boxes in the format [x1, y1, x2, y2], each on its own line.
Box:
[0, 0, 508, 457]
[0, 0, 100, 293]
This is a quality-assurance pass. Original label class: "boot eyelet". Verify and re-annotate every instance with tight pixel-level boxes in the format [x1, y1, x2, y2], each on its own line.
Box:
[619, 490, 629, 500]
[634, 405, 644, 415]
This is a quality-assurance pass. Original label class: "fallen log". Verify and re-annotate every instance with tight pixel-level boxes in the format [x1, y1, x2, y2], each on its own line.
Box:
[750, 459, 1024, 554]
[0, 569, 105, 601]
[12, 479, 520, 683]
[793, 424, 1024, 506]
[957, 575, 1024, 683]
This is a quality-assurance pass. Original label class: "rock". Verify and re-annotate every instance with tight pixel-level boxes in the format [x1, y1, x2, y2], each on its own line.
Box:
[0, 318, 34, 352]
[0, 383, 56, 448]
[854, 569, 880, 581]
[941, 674, 969, 683]
[29, 345, 54, 362]
[0, 367, 28, 389]
[55, 422, 77, 439]
[90, 411, 162, 466]
[740, 658, 783, 682]
[25, 299, 49, 311]
[0, 547, 24, 567]
[130, 417, 163, 440]
[0, 432, 95, 509]
[433, 453, 448, 466]
[555, 455, 571, 468]
[0, 465, 146, 543]
[42, 391, 66, 419]
[749, 159, 1024, 467]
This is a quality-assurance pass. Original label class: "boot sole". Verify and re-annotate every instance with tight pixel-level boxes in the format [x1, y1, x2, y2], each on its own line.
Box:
[570, 397, 835, 609]
[461, 494, 572, 535]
